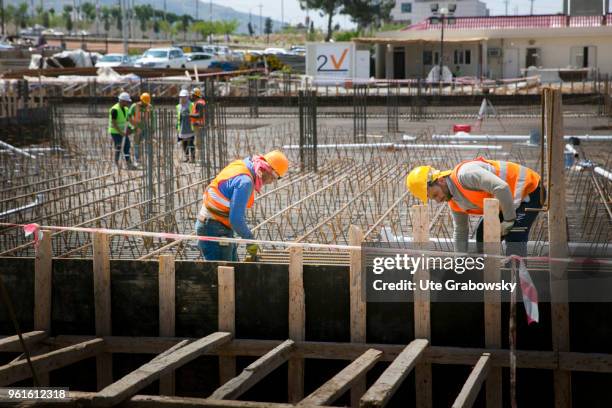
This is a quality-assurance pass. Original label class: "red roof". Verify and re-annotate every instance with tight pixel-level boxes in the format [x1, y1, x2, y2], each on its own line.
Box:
[402, 14, 612, 31]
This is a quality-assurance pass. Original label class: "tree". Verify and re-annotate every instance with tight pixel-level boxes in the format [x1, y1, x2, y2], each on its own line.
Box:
[341, 0, 394, 31]
[298, 0, 343, 42]
[134, 4, 154, 36]
[63, 5, 73, 32]
[15, 2, 29, 30]
[219, 20, 239, 36]
[191, 20, 214, 41]
[179, 14, 191, 40]
[101, 6, 111, 33]
[81, 2, 96, 22]
[264, 17, 272, 43]
[110, 6, 122, 31]
[247, 21, 254, 36]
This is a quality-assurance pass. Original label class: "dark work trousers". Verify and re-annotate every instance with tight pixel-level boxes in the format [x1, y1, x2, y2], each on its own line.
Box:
[476, 183, 546, 257]
[110, 133, 131, 164]
[195, 218, 237, 261]
[180, 136, 195, 160]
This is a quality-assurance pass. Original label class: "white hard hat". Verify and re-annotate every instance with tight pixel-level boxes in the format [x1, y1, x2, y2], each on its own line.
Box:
[118, 92, 131, 102]
[179, 89, 189, 97]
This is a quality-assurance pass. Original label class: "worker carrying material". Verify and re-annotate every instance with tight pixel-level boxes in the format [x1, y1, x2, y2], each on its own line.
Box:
[406, 157, 544, 256]
[195, 150, 289, 261]
[108, 92, 137, 170]
[176, 89, 195, 163]
[127, 92, 153, 166]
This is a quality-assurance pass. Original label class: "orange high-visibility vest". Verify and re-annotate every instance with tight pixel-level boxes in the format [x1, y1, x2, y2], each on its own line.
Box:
[190, 98, 206, 126]
[448, 157, 540, 215]
[131, 102, 152, 129]
[202, 159, 255, 228]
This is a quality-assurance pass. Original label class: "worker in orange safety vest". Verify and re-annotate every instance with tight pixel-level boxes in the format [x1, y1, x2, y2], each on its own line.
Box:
[406, 157, 544, 256]
[195, 150, 289, 261]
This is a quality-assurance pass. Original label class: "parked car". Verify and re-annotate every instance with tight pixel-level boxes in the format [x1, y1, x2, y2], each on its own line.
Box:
[185, 52, 215, 70]
[40, 28, 65, 37]
[95, 53, 132, 68]
[134, 47, 188, 68]
[264, 47, 287, 55]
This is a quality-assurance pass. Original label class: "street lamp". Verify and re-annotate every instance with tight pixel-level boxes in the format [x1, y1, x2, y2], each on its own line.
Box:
[429, 3, 456, 83]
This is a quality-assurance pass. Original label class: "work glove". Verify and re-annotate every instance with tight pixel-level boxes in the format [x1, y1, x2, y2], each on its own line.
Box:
[245, 244, 260, 262]
[500, 219, 516, 237]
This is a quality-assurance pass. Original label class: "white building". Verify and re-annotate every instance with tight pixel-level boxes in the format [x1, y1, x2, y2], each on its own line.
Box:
[390, 0, 488, 25]
[357, 14, 612, 79]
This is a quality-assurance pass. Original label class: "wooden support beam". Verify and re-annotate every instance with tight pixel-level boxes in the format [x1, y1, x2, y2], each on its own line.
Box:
[411, 205, 432, 408]
[0, 331, 47, 352]
[288, 247, 305, 403]
[0, 338, 104, 386]
[299, 349, 382, 406]
[210, 339, 295, 400]
[545, 88, 571, 408]
[91, 332, 231, 407]
[218, 266, 237, 386]
[451, 353, 491, 408]
[359, 339, 429, 408]
[93, 232, 112, 390]
[34, 229, 52, 386]
[349, 225, 367, 407]
[159, 255, 176, 396]
[483, 198, 502, 408]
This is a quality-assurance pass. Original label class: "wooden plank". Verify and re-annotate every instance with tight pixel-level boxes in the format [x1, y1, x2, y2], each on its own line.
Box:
[91, 332, 231, 407]
[34, 229, 52, 386]
[93, 232, 112, 390]
[299, 349, 382, 406]
[209, 339, 295, 400]
[546, 88, 571, 408]
[218, 266, 236, 386]
[359, 339, 429, 408]
[288, 247, 305, 403]
[411, 205, 432, 408]
[159, 255, 176, 396]
[153, 340, 191, 362]
[0, 339, 104, 386]
[0, 331, 47, 352]
[482, 198, 502, 408]
[451, 353, 491, 408]
[349, 225, 367, 407]
[70, 392, 301, 407]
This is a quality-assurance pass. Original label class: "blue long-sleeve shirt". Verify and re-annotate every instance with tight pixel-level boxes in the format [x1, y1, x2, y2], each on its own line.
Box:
[217, 158, 255, 239]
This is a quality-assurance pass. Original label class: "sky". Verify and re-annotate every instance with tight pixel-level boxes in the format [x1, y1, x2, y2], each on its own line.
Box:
[213, 0, 567, 30]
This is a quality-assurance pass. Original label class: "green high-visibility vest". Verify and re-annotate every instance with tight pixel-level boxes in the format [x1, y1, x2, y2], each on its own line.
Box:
[176, 102, 194, 132]
[108, 103, 128, 134]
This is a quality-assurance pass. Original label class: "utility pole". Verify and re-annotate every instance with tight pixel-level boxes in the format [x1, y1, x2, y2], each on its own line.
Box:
[530, 0, 535, 15]
[281, 0, 284, 29]
[504, 0, 509, 15]
[209, 0, 212, 22]
[258, 3, 263, 36]
[1, 0, 4, 36]
[163, 0, 167, 22]
[196, 0, 199, 20]
[121, 0, 128, 55]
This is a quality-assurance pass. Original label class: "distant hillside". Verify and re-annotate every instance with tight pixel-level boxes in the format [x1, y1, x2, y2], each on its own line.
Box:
[5, 0, 282, 35]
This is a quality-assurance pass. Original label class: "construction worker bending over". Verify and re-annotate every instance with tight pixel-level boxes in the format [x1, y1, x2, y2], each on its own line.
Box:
[195, 150, 289, 261]
[128, 92, 153, 166]
[109, 92, 137, 170]
[406, 157, 544, 256]
[190, 87, 206, 163]
[176, 89, 195, 162]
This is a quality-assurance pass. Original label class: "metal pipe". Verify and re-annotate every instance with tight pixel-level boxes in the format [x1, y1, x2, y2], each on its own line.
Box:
[432, 134, 612, 141]
[0, 140, 37, 159]
[282, 143, 503, 150]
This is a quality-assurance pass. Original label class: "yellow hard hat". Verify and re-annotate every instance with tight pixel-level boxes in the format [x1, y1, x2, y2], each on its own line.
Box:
[140, 92, 151, 104]
[191, 87, 202, 97]
[263, 150, 289, 177]
[405, 166, 451, 203]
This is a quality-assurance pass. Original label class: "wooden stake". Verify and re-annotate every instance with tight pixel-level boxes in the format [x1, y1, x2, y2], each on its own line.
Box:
[93, 232, 112, 390]
[159, 255, 176, 395]
[218, 266, 236, 386]
[411, 205, 432, 408]
[34, 229, 52, 386]
[483, 198, 502, 408]
[288, 247, 305, 403]
[546, 88, 571, 408]
[349, 225, 367, 407]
